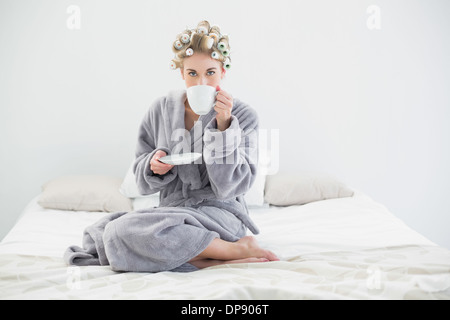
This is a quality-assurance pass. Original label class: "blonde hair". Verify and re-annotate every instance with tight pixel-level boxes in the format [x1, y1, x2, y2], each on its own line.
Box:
[170, 20, 231, 70]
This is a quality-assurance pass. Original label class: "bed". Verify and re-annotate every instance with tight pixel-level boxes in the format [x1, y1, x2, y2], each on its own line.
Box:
[1, 171, 450, 300]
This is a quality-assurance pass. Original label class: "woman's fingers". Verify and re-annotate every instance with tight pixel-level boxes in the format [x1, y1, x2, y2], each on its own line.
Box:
[214, 93, 232, 113]
[151, 161, 174, 175]
[214, 89, 233, 131]
[214, 100, 229, 110]
[150, 150, 174, 175]
[153, 150, 167, 159]
[216, 91, 232, 104]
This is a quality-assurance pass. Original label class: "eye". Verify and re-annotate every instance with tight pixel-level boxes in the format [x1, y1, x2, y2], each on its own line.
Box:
[188, 71, 197, 77]
[207, 71, 215, 76]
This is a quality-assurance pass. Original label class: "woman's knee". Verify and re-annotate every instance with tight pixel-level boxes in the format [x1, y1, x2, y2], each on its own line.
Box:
[102, 219, 129, 271]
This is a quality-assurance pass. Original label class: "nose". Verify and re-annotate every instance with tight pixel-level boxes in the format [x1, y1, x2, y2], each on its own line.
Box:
[199, 76, 208, 85]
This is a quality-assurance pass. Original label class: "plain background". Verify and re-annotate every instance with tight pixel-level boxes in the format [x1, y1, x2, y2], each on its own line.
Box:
[1, 0, 449, 248]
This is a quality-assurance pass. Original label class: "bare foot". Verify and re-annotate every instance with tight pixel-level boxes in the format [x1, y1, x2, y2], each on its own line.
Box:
[188, 237, 279, 265]
[236, 236, 279, 261]
[190, 257, 269, 269]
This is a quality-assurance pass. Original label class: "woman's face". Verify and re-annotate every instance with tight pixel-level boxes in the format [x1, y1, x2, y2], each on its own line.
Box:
[180, 52, 225, 88]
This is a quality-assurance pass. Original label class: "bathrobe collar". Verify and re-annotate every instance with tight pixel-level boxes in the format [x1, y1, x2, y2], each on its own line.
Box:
[166, 89, 217, 195]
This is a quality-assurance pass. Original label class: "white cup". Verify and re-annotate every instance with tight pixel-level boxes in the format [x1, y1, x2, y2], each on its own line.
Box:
[186, 85, 217, 115]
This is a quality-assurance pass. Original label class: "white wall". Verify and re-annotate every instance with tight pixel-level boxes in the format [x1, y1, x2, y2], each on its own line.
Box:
[1, 0, 449, 248]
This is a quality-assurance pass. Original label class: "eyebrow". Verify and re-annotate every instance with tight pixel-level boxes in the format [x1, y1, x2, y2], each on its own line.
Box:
[186, 67, 217, 72]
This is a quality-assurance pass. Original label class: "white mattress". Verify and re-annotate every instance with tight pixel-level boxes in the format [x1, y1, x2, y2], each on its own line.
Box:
[1, 191, 450, 300]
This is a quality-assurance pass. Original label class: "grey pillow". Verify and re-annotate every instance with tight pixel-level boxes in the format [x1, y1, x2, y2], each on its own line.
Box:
[264, 172, 354, 206]
[38, 175, 133, 212]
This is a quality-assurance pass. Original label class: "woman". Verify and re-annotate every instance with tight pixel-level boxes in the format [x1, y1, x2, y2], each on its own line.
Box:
[65, 20, 278, 272]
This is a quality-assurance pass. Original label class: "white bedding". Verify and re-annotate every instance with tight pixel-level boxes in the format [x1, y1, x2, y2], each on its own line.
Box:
[1, 191, 450, 300]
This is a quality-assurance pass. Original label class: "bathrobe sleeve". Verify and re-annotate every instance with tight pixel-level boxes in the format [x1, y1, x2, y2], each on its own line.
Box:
[133, 99, 178, 196]
[203, 103, 258, 200]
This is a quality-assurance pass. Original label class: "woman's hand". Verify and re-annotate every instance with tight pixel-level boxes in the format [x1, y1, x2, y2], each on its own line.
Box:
[214, 86, 233, 131]
[150, 150, 174, 175]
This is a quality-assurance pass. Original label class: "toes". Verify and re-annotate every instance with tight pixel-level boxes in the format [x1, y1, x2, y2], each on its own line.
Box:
[267, 251, 280, 261]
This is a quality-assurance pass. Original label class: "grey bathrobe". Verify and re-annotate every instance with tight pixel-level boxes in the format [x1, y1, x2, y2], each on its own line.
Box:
[64, 89, 260, 272]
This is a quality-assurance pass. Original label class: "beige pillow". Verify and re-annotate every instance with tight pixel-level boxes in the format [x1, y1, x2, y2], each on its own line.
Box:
[38, 175, 133, 212]
[264, 172, 354, 206]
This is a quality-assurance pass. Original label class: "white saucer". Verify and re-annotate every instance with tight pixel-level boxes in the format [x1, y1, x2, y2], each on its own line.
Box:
[158, 153, 202, 165]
